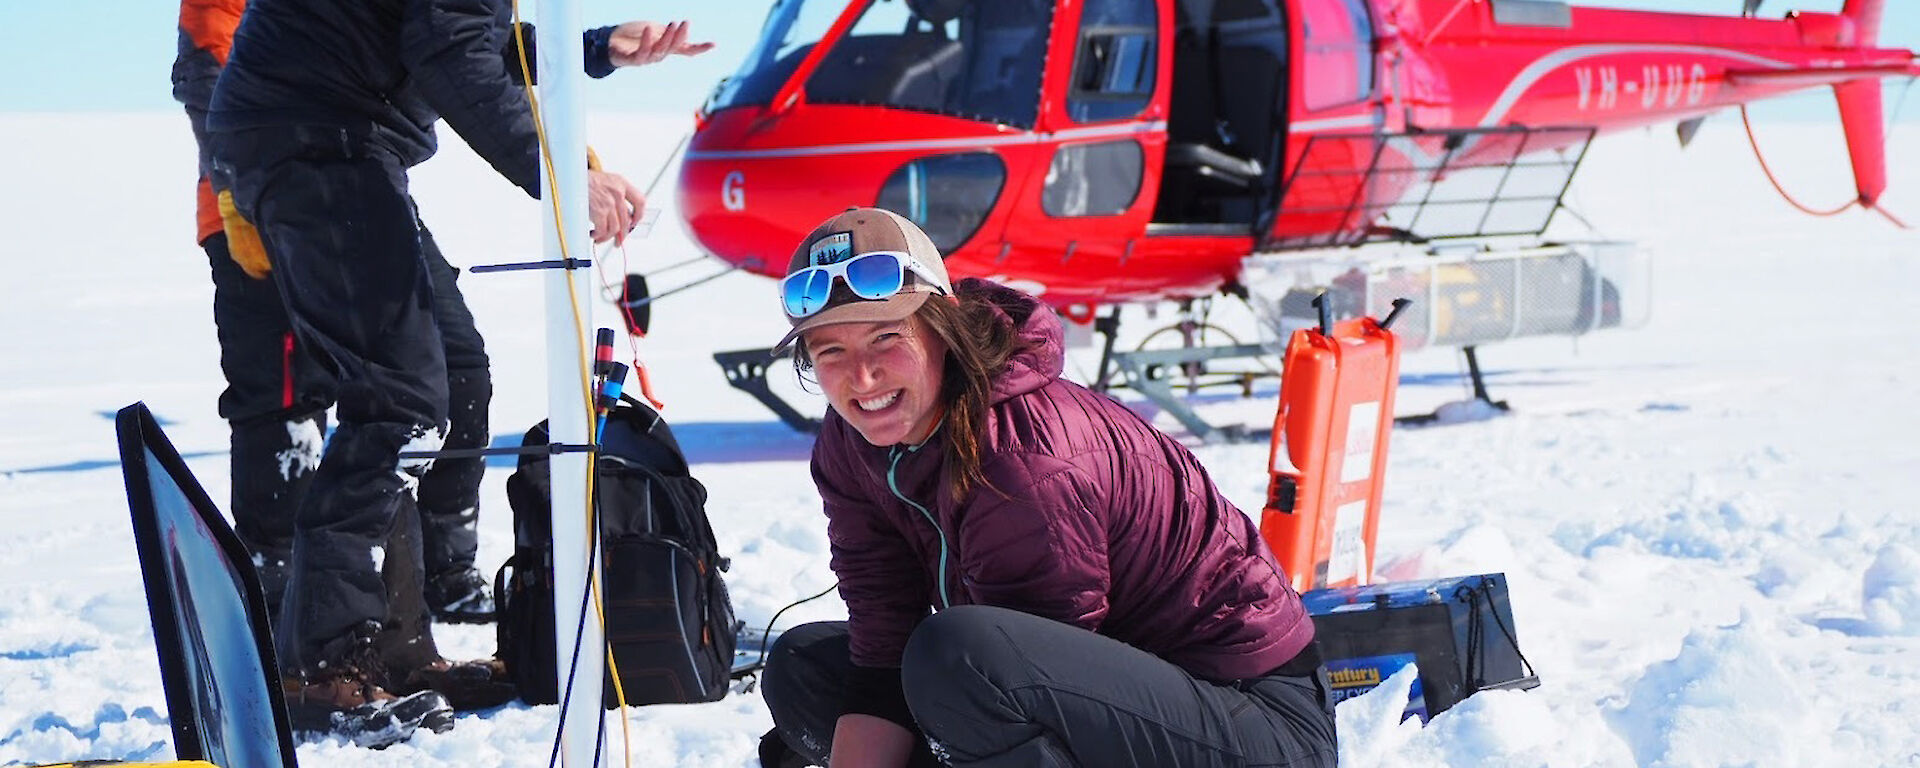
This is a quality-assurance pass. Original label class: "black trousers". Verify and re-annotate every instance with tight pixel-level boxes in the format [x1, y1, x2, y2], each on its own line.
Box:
[763, 606, 1338, 767]
[204, 230, 333, 587]
[214, 124, 489, 671]
[203, 227, 488, 592]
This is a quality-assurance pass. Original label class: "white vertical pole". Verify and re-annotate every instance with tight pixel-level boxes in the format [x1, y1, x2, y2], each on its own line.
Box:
[535, 1, 604, 766]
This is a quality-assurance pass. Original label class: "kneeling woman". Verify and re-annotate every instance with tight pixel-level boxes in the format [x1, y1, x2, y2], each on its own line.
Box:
[761, 208, 1336, 768]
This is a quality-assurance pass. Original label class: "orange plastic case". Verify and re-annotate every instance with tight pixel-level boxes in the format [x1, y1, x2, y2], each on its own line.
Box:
[1261, 315, 1402, 592]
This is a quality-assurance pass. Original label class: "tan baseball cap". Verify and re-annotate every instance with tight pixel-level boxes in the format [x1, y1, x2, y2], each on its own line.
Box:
[773, 207, 953, 353]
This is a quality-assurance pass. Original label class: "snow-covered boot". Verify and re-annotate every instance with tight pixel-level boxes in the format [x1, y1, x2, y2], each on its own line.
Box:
[426, 567, 496, 624]
[283, 667, 455, 748]
[759, 728, 815, 768]
[400, 657, 517, 711]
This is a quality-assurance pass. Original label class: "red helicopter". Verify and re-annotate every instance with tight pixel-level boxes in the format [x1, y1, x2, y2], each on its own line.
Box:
[672, 0, 1916, 433]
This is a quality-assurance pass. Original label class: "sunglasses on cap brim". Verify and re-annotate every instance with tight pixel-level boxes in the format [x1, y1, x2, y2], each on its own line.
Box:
[781, 250, 948, 320]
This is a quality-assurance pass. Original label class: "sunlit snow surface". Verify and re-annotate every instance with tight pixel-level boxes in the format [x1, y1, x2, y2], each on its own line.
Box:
[1, 113, 1916, 767]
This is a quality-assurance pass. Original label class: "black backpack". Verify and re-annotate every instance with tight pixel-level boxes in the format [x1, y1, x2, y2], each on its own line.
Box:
[497, 397, 738, 707]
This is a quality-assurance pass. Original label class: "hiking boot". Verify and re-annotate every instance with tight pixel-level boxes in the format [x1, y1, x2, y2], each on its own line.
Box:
[282, 669, 455, 749]
[759, 728, 816, 768]
[400, 657, 517, 711]
[426, 567, 496, 624]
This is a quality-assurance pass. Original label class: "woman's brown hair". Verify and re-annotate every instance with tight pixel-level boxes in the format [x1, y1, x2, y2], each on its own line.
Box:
[912, 291, 1023, 501]
[794, 287, 1026, 501]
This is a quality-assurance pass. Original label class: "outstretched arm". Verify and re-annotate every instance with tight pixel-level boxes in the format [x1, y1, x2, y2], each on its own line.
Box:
[604, 21, 714, 68]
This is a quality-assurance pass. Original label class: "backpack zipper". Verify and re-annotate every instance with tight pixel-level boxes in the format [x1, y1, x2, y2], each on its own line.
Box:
[888, 444, 951, 609]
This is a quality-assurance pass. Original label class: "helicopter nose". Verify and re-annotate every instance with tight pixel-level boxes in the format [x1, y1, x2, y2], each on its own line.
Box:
[676, 107, 1013, 281]
[677, 157, 792, 279]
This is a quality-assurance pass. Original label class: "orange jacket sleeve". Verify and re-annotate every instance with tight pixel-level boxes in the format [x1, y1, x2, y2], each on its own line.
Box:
[180, 0, 245, 242]
[179, 0, 245, 66]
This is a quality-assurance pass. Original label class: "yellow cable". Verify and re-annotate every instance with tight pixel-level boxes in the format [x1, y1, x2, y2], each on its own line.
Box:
[509, 3, 636, 765]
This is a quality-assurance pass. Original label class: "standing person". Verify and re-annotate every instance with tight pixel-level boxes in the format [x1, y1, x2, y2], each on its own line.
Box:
[174, 0, 329, 622]
[174, 0, 500, 628]
[757, 208, 1338, 768]
[177, 0, 529, 745]
[204, 0, 710, 739]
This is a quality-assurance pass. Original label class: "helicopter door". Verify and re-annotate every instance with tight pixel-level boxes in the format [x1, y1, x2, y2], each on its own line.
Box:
[992, 0, 1157, 294]
[1152, 0, 1290, 230]
[1037, 0, 1158, 224]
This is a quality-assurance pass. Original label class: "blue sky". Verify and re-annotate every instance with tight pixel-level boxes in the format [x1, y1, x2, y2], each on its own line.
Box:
[0, 0, 775, 115]
[0, 0, 1911, 120]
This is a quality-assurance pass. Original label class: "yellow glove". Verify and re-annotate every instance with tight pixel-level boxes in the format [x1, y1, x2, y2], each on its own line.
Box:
[217, 189, 271, 280]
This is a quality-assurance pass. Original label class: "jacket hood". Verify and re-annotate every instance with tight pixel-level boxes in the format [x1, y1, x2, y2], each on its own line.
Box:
[953, 278, 1064, 405]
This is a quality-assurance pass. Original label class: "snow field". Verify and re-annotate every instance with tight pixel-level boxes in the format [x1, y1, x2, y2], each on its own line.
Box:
[2, 113, 1917, 766]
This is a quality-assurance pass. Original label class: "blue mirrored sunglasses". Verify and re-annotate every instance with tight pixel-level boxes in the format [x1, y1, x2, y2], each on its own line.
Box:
[781, 250, 947, 319]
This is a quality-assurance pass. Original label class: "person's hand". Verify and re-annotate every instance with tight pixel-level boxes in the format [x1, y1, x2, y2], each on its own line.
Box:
[216, 189, 272, 279]
[606, 21, 713, 68]
[588, 170, 646, 246]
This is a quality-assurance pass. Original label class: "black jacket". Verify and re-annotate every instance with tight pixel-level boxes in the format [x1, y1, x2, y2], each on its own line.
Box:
[209, 0, 614, 195]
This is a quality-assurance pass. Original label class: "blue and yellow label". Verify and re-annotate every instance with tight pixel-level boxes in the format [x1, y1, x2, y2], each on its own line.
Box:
[1325, 652, 1429, 723]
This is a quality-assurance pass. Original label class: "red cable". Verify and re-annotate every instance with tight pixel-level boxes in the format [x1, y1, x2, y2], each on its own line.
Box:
[588, 240, 668, 408]
[615, 243, 666, 409]
[1873, 204, 1912, 230]
[1739, 105, 1857, 218]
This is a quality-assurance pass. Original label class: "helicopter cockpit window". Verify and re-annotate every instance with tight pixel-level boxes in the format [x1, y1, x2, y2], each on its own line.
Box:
[1068, 0, 1157, 122]
[709, 0, 845, 111]
[803, 0, 1053, 128]
[1300, 0, 1375, 109]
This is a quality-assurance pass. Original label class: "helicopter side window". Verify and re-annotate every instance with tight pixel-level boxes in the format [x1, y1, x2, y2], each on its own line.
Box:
[1300, 0, 1375, 109]
[1068, 0, 1157, 122]
[1043, 140, 1144, 217]
[805, 0, 1053, 128]
[876, 152, 1008, 252]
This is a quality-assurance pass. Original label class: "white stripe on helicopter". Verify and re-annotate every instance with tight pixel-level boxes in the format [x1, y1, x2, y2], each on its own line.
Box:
[1474, 43, 1792, 128]
[685, 121, 1168, 161]
[1291, 114, 1379, 132]
[1390, 44, 1794, 167]
[686, 46, 1794, 166]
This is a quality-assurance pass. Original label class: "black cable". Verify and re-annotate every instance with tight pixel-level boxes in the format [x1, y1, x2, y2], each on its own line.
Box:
[1457, 583, 1485, 686]
[1479, 577, 1537, 679]
[1554, 202, 1606, 240]
[1455, 578, 1536, 690]
[642, 132, 692, 198]
[592, 701, 607, 768]
[548, 498, 605, 768]
[1888, 76, 1916, 130]
[757, 581, 841, 669]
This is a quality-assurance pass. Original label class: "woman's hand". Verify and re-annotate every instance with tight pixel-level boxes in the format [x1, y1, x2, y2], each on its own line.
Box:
[587, 170, 646, 245]
[606, 21, 714, 68]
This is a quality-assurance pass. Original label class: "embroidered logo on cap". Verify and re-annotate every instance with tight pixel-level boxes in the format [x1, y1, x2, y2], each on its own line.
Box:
[809, 232, 854, 266]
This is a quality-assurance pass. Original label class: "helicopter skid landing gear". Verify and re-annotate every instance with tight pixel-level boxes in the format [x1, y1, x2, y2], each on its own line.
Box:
[1106, 343, 1273, 442]
[1395, 345, 1512, 426]
[714, 348, 821, 434]
[1092, 300, 1280, 443]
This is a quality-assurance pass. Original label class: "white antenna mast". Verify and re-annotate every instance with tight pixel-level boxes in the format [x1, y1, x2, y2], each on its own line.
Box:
[535, 0, 604, 764]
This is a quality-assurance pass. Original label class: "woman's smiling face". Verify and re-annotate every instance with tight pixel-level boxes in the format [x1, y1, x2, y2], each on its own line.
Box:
[805, 316, 948, 446]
